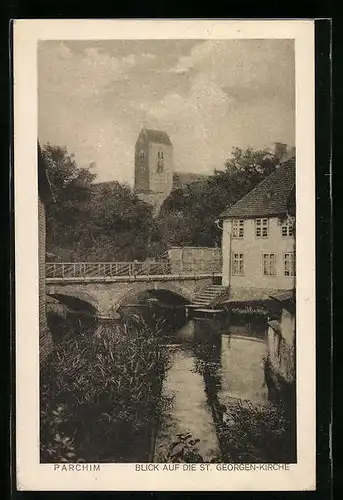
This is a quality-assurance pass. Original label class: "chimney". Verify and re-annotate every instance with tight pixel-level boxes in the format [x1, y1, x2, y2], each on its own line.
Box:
[274, 142, 288, 161]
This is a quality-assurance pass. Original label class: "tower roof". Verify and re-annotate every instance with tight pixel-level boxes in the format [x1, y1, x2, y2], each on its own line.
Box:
[141, 128, 172, 146]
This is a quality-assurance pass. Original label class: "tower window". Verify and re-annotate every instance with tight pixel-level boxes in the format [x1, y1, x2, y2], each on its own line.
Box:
[139, 151, 145, 171]
[157, 150, 164, 173]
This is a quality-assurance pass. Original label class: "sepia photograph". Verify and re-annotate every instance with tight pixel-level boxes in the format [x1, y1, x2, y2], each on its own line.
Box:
[15, 19, 315, 491]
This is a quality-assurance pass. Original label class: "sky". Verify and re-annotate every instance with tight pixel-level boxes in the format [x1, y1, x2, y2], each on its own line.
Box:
[38, 39, 295, 185]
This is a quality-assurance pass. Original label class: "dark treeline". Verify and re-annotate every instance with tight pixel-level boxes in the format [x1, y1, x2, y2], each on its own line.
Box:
[43, 143, 281, 262]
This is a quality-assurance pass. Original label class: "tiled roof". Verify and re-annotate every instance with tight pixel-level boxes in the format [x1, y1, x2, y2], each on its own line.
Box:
[143, 128, 172, 146]
[220, 160, 295, 219]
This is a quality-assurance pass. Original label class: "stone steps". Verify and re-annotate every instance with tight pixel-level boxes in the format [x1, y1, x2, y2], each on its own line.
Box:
[192, 285, 228, 308]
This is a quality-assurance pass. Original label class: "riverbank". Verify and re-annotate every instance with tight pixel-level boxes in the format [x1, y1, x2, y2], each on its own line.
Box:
[41, 311, 296, 464]
[40, 318, 170, 463]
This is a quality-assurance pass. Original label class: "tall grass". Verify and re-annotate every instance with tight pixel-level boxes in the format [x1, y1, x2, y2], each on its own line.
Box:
[159, 398, 295, 464]
[217, 398, 296, 463]
[40, 317, 170, 463]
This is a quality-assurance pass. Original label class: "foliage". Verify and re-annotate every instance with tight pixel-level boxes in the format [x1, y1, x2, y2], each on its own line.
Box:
[157, 399, 295, 464]
[159, 433, 204, 463]
[40, 319, 170, 463]
[42, 144, 157, 261]
[42, 144, 95, 258]
[40, 402, 83, 463]
[43, 143, 282, 260]
[87, 182, 157, 261]
[217, 398, 295, 463]
[42, 144, 96, 197]
[157, 147, 279, 248]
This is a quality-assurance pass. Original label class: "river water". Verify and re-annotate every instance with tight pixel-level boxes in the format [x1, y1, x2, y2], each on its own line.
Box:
[47, 301, 270, 462]
[154, 316, 268, 462]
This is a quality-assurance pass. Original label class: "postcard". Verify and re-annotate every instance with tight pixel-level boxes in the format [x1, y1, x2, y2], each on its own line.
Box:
[14, 19, 315, 491]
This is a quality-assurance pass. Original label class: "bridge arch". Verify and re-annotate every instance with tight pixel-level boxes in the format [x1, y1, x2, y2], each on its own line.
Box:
[116, 282, 192, 311]
[46, 291, 100, 343]
[47, 291, 99, 316]
[46, 275, 215, 319]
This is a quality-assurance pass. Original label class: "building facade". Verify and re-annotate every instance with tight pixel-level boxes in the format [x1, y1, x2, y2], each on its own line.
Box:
[134, 128, 174, 213]
[38, 143, 54, 363]
[220, 160, 296, 291]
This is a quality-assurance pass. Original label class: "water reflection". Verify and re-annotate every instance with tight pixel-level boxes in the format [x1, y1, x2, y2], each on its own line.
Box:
[155, 316, 268, 461]
[219, 334, 268, 404]
[154, 346, 220, 462]
[175, 318, 268, 404]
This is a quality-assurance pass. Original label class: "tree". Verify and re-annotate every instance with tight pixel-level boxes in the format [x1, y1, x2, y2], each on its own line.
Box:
[157, 147, 279, 248]
[42, 143, 159, 261]
[88, 182, 157, 261]
[42, 144, 96, 259]
[42, 144, 96, 195]
[43, 143, 282, 261]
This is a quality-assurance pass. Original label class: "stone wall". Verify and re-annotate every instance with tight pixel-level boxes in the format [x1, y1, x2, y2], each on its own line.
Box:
[39, 195, 53, 363]
[167, 247, 222, 275]
[265, 306, 295, 409]
[46, 275, 215, 319]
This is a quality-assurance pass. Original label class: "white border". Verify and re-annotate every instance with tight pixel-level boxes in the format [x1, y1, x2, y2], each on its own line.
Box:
[14, 19, 315, 491]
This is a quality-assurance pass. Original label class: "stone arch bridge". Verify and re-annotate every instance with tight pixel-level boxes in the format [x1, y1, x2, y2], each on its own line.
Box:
[46, 262, 221, 319]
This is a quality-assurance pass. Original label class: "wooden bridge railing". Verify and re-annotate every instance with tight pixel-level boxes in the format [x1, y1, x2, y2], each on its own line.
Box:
[46, 261, 173, 279]
[46, 260, 222, 279]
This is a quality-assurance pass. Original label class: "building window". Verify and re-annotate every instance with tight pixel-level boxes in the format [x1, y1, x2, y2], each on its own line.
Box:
[263, 253, 276, 276]
[232, 219, 244, 239]
[284, 253, 296, 277]
[281, 218, 294, 237]
[232, 253, 244, 275]
[255, 218, 269, 238]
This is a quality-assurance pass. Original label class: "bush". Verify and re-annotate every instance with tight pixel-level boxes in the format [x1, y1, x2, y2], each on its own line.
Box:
[217, 398, 295, 463]
[159, 433, 205, 463]
[40, 318, 170, 463]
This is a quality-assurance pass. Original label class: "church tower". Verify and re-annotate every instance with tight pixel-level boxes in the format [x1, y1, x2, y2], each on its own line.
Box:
[134, 128, 173, 212]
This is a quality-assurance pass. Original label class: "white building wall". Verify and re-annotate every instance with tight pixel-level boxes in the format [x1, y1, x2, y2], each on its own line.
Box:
[267, 310, 295, 383]
[280, 307, 295, 345]
[222, 217, 295, 289]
